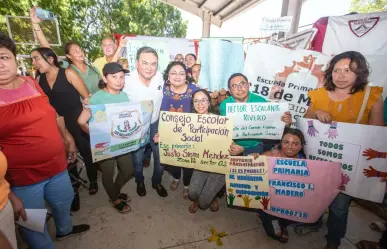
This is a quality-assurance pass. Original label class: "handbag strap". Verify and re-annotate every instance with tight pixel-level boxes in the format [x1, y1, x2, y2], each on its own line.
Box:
[356, 86, 371, 124]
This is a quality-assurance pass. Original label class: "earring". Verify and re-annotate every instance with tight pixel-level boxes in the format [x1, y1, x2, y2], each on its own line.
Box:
[166, 80, 170, 85]
[185, 80, 189, 84]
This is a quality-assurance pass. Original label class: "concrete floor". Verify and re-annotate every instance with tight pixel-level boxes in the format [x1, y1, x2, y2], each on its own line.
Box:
[50, 164, 382, 249]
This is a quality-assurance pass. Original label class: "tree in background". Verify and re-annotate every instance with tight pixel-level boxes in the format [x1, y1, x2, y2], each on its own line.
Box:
[350, 0, 387, 13]
[0, 0, 187, 60]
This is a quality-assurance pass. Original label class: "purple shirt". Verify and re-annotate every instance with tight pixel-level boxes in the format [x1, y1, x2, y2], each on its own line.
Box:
[160, 83, 199, 113]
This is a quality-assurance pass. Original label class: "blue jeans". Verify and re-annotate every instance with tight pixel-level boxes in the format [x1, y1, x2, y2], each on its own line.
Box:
[11, 170, 74, 249]
[327, 192, 352, 246]
[144, 143, 152, 159]
[133, 120, 164, 185]
[243, 142, 264, 156]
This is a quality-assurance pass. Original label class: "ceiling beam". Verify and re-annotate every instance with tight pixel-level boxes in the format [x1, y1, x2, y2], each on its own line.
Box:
[198, 0, 208, 8]
[213, 0, 234, 16]
[221, 0, 262, 21]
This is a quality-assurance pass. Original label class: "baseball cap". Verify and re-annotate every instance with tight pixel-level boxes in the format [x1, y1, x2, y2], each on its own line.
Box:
[102, 62, 129, 76]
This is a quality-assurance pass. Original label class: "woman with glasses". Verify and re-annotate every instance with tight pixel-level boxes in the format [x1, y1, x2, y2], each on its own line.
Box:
[249, 128, 306, 244]
[158, 61, 199, 199]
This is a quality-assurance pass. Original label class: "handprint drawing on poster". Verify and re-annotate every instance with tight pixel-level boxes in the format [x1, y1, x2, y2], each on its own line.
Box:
[325, 121, 338, 139]
[339, 173, 351, 191]
[307, 120, 319, 137]
[362, 148, 387, 180]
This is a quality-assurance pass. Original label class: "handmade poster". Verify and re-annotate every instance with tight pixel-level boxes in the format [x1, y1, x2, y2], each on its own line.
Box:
[225, 102, 288, 139]
[158, 111, 233, 174]
[226, 156, 270, 209]
[297, 118, 387, 203]
[198, 40, 244, 91]
[89, 101, 152, 162]
[321, 12, 387, 97]
[277, 28, 317, 49]
[124, 39, 170, 72]
[265, 156, 341, 223]
[260, 16, 293, 32]
[244, 43, 332, 126]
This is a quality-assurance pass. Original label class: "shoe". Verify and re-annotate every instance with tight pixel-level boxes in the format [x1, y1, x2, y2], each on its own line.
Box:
[89, 181, 98, 195]
[170, 179, 179, 191]
[71, 190, 80, 212]
[183, 188, 189, 200]
[143, 158, 150, 168]
[152, 184, 168, 197]
[137, 181, 146, 197]
[56, 224, 90, 241]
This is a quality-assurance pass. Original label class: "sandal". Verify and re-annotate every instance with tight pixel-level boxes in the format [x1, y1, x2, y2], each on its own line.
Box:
[170, 179, 179, 191]
[89, 181, 98, 195]
[109, 193, 131, 203]
[276, 227, 289, 244]
[210, 199, 219, 212]
[294, 225, 319, 235]
[356, 240, 380, 249]
[189, 202, 199, 213]
[113, 201, 131, 213]
[369, 221, 387, 232]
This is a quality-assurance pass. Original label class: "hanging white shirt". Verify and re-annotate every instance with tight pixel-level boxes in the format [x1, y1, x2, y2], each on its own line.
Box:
[123, 70, 164, 124]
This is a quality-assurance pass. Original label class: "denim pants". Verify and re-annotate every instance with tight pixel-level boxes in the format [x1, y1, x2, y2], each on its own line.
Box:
[144, 143, 152, 159]
[327, 192, 352, 246]
[133, 120, 164, 185]
[11, 170, 74, 249]
[258, 210, 295, 241]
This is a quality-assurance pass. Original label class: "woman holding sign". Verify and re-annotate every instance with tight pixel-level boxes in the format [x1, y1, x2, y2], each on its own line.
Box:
[157, 61, 199, 199]
[251, 128, 306, 243]
[304, 51, 384, 249]
[78, 62, 133, 213]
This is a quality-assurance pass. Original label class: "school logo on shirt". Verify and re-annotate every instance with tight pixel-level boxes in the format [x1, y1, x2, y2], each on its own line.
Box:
[111, 110, 142, 138]
[348, 17, 380, 37]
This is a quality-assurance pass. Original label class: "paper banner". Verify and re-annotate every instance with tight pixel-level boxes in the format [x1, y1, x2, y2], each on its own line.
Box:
[260, 16, 293, 33]
[124, 40, 170, 72]
[158, 111, 233, 174]
[225, 102, 288, 139]
[226, 156, 270, 209]
[277, 28, 317, 49]
[297, 118, 387, 202]
[16, 209, 47, 233]
[198, 40, 244, 91]
[89, 101, 152, 162]
[244, 43, 332, 126]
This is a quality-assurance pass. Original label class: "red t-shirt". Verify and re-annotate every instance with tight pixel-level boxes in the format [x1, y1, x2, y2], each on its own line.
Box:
[0, 77, 67, 186]
[310, 17, 329, 53]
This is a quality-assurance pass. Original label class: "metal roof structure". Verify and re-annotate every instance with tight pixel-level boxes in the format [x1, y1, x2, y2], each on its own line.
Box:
[159, 0, 265, 27]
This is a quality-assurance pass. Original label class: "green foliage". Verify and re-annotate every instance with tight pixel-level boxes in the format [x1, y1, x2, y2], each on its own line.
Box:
[350, 0, 387, 13]
[0, 0, 187, 60]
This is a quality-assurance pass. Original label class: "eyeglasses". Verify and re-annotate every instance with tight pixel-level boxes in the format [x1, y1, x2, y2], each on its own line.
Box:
[230, 81, 249, 91]
[169, 72, 186, 77]
[193, 99, 209, 105]
[281, 140, 301, 147]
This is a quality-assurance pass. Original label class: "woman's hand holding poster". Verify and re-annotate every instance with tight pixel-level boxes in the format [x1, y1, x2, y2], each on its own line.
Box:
[158, 111, 233, 174]
[297, 117, 387, 202]
[226, 156, 341, 223]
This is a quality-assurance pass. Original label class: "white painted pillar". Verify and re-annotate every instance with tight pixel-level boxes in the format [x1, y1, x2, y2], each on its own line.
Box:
[202, 11, 211, 37]
[280, 0, 303, 35]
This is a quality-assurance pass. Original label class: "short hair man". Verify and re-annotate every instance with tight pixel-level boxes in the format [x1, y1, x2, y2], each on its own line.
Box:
[122, 46, 167, 197]
[220, 73, 292, 156]
[94, 36, 127, 75]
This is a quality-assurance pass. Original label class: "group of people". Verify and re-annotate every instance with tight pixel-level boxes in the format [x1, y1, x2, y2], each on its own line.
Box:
[0, 7, 386, 249]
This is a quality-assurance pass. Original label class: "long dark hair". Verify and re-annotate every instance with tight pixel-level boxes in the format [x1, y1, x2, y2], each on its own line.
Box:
[31, 47, 61, 68]
[191, 89, 212, 114]
[163, 61, 188, 83]
[64, 41, 100, 76]
[324, 51, 370, 94]
[278, 128, 306, 158]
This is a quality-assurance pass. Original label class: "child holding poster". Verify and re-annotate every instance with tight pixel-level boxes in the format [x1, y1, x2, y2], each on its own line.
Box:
[78, 62, 133, 213]
[250, 128, 306, 244]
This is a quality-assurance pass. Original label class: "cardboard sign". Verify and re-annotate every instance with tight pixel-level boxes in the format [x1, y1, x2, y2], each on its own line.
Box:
[158, 111, 233, 174]
[89, 101, 152, 162]
[225, 102, 288, 139]
[297, 118, 387, 202]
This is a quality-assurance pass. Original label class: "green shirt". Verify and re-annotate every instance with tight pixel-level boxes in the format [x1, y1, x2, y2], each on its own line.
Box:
[71, 65, 102, 94]
[90, 90, 130, 105]
[220, 92, 267, 149]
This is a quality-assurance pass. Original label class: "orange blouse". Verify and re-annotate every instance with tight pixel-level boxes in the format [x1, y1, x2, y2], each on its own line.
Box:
[0, 151, 9, 211]
[308, 86, 383, 124]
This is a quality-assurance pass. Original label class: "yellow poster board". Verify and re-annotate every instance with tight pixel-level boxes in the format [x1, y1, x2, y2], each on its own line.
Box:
[158, 111, 233, 174]
[226, 156, 270, 209]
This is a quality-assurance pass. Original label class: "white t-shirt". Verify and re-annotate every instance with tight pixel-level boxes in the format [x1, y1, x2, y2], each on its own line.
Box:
[123, 70, 164, 124]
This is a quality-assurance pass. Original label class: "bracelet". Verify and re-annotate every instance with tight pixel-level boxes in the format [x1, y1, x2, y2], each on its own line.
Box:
[378, 152, 381, 158]
[34, 29, 41, 32]
[377, 171, 381, 177]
